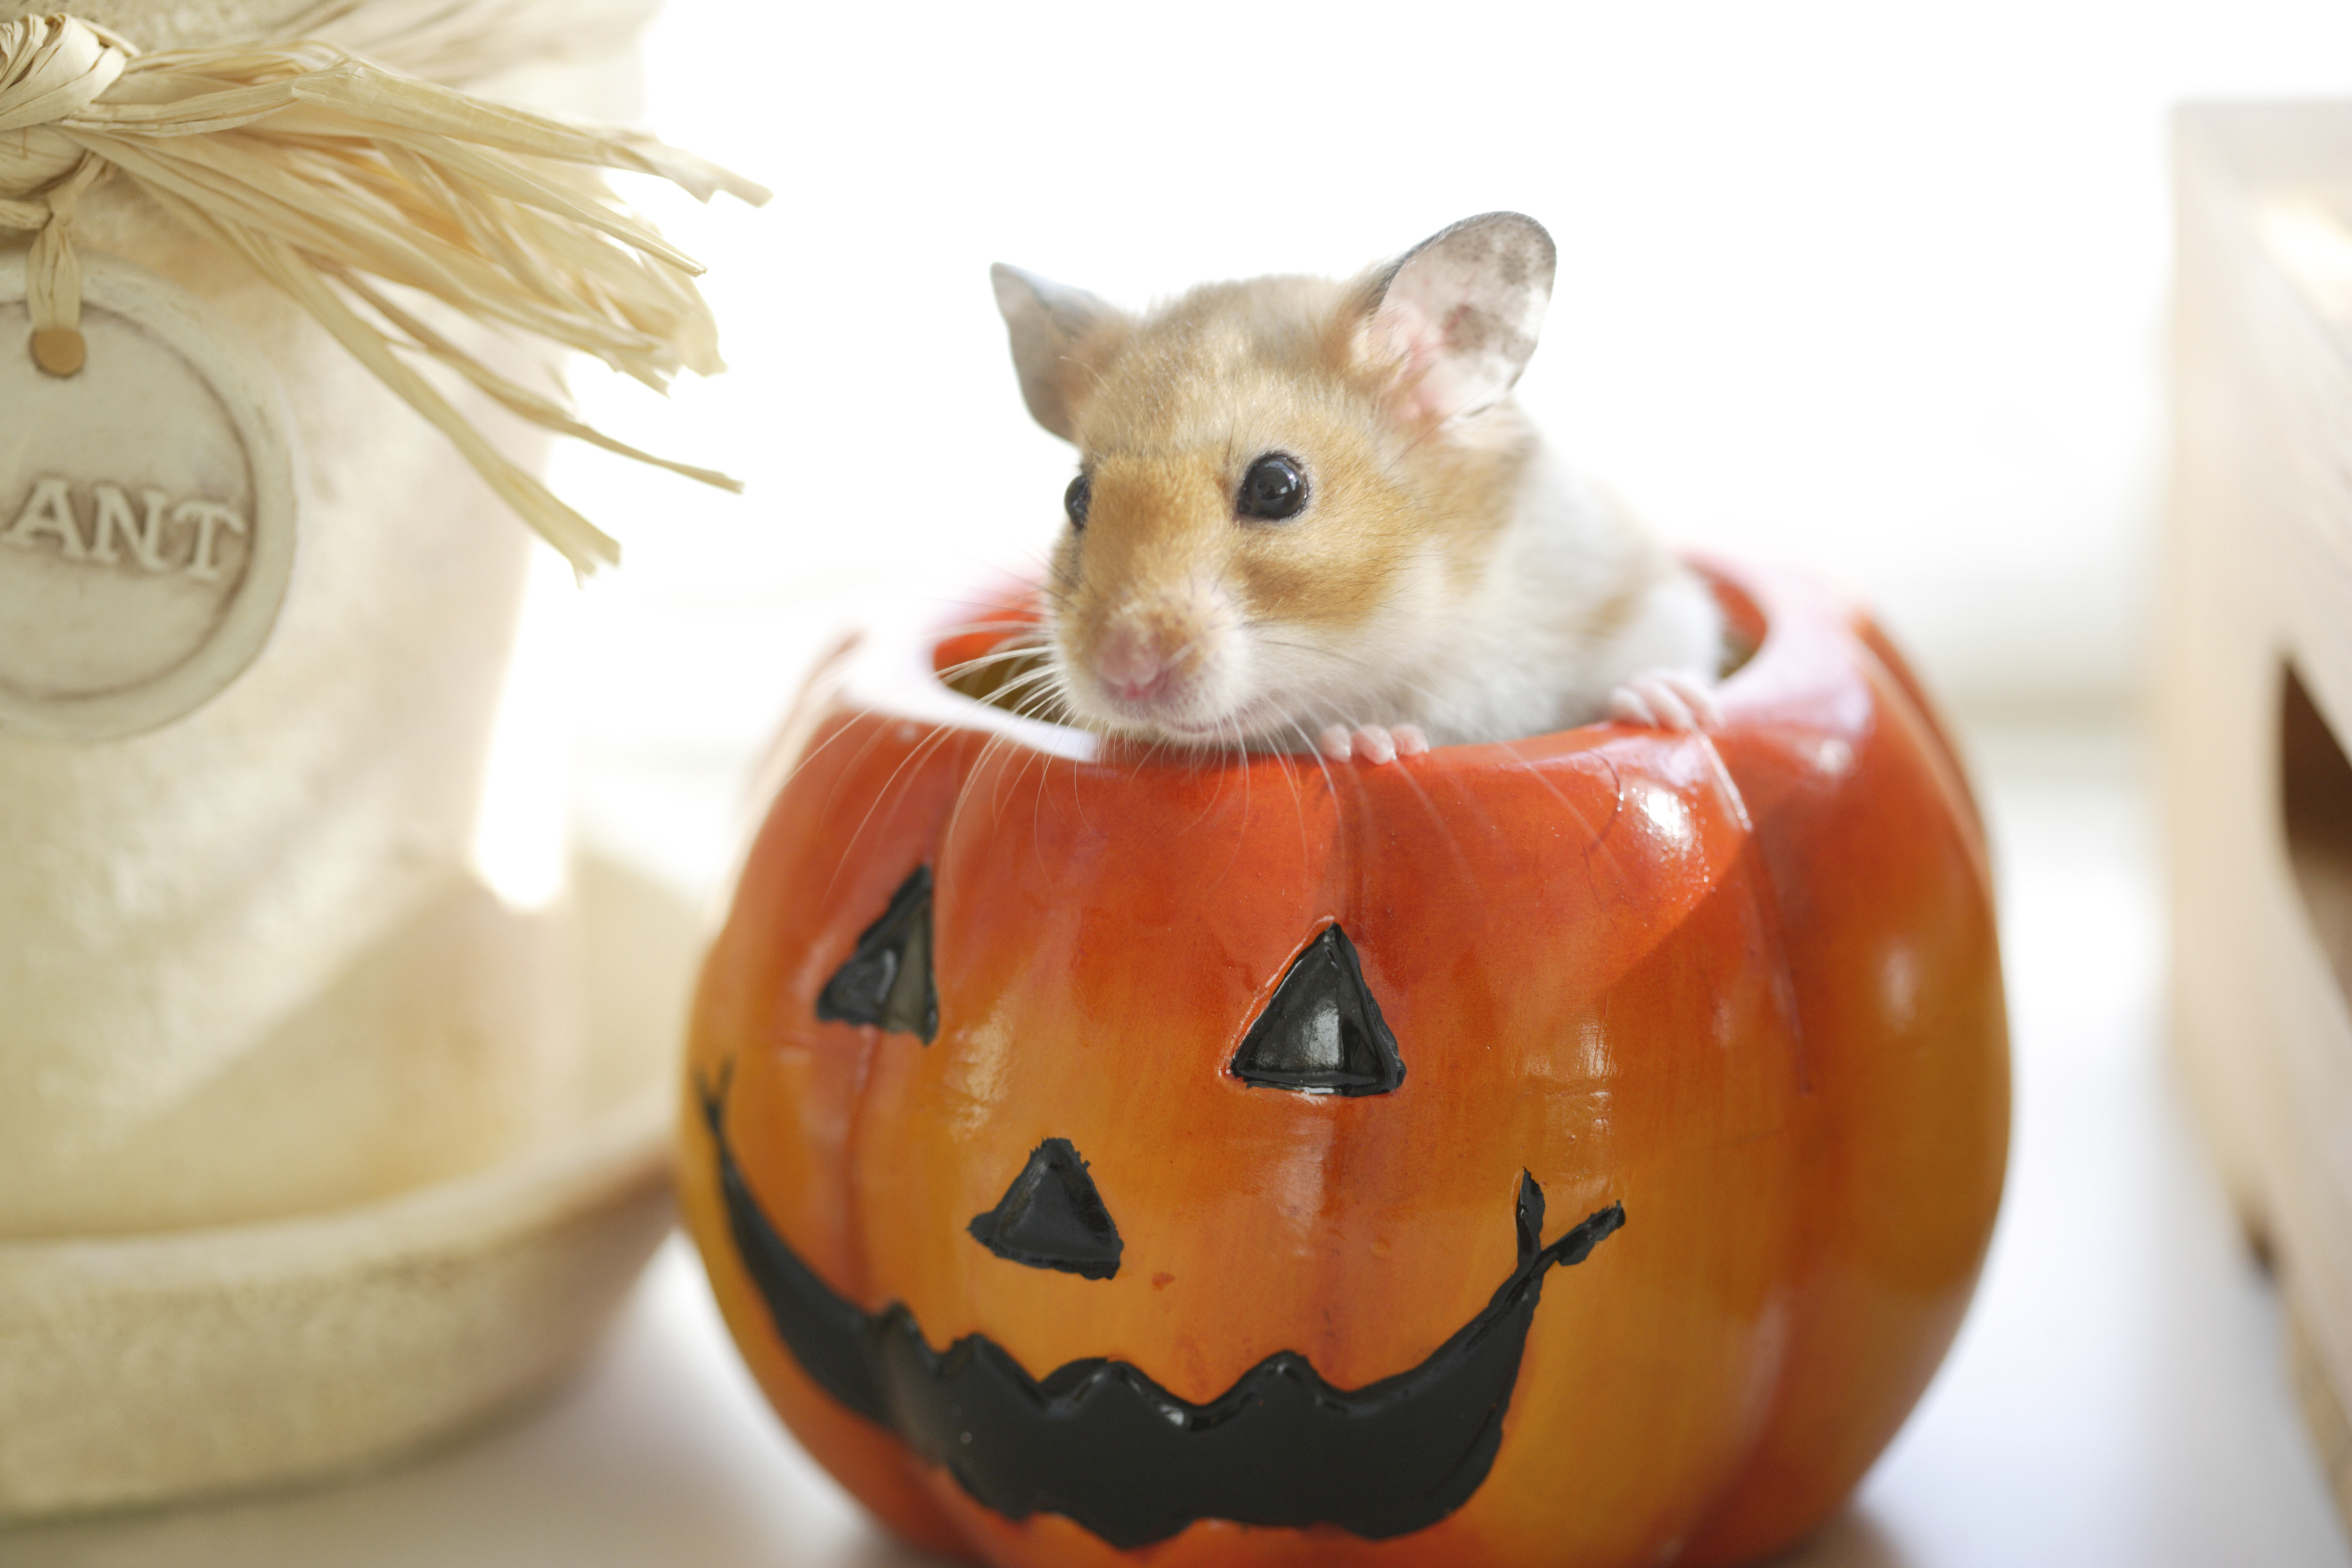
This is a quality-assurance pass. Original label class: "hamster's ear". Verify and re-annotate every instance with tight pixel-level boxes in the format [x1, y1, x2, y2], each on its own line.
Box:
[991, 262, 1124, 443]
[1357, 212, 1556, 424]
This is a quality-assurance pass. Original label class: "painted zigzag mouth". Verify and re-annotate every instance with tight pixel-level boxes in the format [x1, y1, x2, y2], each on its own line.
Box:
[702, 1075, 1624, 1549]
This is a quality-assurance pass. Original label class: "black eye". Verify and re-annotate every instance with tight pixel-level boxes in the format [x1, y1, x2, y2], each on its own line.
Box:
[1064, 474, 1091, 531]
[1237, 454, 1307, 521]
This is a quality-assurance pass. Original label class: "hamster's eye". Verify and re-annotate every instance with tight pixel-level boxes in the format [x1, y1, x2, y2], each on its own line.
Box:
[1238, 454, 1308, 522]
[1064, 474, 1091, 531]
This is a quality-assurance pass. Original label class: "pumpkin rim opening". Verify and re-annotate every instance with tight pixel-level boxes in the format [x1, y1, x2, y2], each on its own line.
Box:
[927, 564, 1765, 752]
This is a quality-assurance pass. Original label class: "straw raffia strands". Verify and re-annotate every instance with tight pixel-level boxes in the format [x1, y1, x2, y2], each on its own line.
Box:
[0, 13, 768, 572]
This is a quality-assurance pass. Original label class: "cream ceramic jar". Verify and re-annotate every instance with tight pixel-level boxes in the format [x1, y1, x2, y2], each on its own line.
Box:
[0, 0, 653, 1237]
[0, 0, 696, 1515]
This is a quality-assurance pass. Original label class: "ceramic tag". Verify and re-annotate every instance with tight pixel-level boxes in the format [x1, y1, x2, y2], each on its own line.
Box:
[0, 252, 298, 743]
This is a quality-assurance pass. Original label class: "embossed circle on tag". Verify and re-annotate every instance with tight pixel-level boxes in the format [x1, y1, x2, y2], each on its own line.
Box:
[0, 253, 299, 743]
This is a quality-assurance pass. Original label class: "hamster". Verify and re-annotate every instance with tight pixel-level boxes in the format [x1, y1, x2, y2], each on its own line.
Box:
[989, 212, 1723, 764]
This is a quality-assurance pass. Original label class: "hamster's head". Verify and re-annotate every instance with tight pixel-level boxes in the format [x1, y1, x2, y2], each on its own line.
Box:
[991, 212, 1557, 751]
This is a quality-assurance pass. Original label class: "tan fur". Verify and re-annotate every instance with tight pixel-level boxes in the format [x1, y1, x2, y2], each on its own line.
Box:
[1002, 220, 1723, 751]
[1045, 275, 1530, 739]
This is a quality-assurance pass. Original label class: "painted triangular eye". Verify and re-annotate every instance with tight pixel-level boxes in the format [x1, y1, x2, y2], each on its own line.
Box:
[815, 864, 938, 1043]
[1229, 924, 1405, 1095]
[968, 1138, 1124, 1279]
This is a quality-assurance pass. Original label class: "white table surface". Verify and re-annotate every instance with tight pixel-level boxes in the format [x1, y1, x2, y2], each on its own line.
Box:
[9, 717, 2348, 1568]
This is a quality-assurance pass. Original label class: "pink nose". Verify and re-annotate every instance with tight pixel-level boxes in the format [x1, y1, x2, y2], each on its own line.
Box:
[1095, 625, 1175, 703]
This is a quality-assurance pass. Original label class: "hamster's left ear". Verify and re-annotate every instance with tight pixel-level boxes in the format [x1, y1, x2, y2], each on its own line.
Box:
[1357, 212, 1557, 424]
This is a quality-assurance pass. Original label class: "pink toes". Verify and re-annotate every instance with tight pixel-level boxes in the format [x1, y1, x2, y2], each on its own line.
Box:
[1316, 723, 1431, 764]
[1609, 671, 1723, 733]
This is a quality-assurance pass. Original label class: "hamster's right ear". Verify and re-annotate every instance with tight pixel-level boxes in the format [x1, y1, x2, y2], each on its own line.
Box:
[991, 263, 1125, 443]
[1357, 212, 1557, 425]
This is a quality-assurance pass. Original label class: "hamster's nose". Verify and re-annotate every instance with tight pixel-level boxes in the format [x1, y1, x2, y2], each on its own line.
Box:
[1095, 624, 1176, 703]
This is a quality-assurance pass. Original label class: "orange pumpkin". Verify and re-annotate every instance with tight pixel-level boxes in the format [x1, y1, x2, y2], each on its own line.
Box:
[680, 559, 2008, 1568]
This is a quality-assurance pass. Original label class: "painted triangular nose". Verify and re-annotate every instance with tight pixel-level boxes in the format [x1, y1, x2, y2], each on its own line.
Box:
[815, 864, 938, 1042]
[1229, 925, 1405, 1095]
[968, 1138, 1124, 1279]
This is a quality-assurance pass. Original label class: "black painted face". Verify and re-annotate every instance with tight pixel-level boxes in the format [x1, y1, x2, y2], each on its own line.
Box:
[967, 1138, 1124, 1280]
[784, 873, 1627, 1546]
[816, 866, 938, 1042]
[816, 882, 1401, 1101]
[702, 1074, 1621, 1549]
[1231, 925, 1404, 1095]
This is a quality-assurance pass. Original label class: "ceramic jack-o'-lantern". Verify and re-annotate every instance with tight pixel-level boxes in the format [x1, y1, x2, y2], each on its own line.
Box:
[680, 558, 2008, 1568]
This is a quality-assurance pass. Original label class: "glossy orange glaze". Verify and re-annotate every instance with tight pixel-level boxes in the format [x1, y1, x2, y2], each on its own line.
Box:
[679, 561, 2009, 1568]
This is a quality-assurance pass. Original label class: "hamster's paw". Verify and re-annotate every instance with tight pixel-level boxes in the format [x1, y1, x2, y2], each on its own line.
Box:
[1317, 723, 1430, 764]
[1609, 671, 1723, 733]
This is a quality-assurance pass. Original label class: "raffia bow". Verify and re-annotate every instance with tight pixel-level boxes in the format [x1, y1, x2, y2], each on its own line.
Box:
[0, 13, 768, 572]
